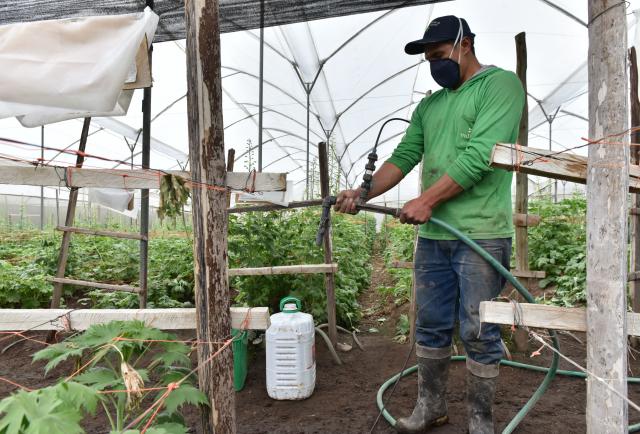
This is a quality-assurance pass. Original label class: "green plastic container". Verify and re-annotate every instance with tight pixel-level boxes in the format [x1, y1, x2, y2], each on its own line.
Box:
[232, 328, 249, 391]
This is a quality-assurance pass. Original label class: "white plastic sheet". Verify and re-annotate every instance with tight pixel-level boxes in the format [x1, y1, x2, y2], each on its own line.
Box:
[0, 8, 158, 127]
[88, 188, 138, 218]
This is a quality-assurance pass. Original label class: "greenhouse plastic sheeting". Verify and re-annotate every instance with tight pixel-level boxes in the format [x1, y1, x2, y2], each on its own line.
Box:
[0, 7, 158, 127]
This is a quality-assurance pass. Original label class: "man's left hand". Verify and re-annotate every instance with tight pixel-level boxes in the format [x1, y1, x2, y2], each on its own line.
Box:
[399, 196, 433, 225]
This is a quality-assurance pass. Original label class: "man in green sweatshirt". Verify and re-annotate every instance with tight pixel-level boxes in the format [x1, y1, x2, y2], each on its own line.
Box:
[335, 15, 524, 434]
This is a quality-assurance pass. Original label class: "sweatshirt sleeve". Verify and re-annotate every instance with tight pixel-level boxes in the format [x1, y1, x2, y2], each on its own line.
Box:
[385, 99, 426, 176]
[445, 71, 525, 190]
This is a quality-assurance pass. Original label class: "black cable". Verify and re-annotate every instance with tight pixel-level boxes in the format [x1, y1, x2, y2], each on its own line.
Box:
[360, 118, 411, 203]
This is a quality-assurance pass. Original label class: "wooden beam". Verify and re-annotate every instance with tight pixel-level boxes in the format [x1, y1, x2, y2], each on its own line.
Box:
[0, 0, 451, 43]
[229, 263, 337, 276]
[56, 226, 147, 240]
[480, 301, 640, 337]
[390, 260, 545, 279]
[513, 213, 541, 227]
[48, 277, 139, 293]
[318, 141, 337, 348]
[491, 143, 640, 193]
[0, 165, 286, 191]
[122, 36, 152, 90]
[0, 307, 269, 331]
[587, 2, 629, 430]
[185, 0, 234, 431]
[511, 270, 546, 279]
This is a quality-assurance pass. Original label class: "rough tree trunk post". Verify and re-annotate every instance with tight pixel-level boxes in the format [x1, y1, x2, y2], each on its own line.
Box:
[629, 47, 640, 337]
[318, 141, 338, 347]
[586, 1, 629, 432]
[184, 0, 235, 432]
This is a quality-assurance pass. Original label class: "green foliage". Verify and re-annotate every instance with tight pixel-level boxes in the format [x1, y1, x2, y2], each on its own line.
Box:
[0, 321, 207, 433]
[393, 313, 410, 344]
[380, 220, 415, 306]
[229, 209, 375, 326]
[0, 382, 98, 434]
[0, 209, 375, 326]
[528, 196, 587, 306]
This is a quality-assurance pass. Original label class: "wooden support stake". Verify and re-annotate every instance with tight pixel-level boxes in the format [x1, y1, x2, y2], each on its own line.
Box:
[48, 277, 139, 293]
[50, 118, 91, 310]
[515, 32, 530, 282]
[318, 141, 338, 348]
[630, 47, 640, 322]
[56, 226, 147, 240]
[0, 307, 270, 331]
[229, 263, 337, 276]
[185, 0, 235, 431]
[587, 2, 629, 431]
[480, 301, 640, 337]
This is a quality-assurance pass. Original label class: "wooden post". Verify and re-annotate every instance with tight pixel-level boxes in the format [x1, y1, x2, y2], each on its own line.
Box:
[513, 32, 530, 352]
[318, 141, 338, 347]
[515, 32, 529, 274]
[50, 118, 91, 309]
[184, 0, 235, 432]
[629, 47, 640, 324]
[586, 2, 629, 432]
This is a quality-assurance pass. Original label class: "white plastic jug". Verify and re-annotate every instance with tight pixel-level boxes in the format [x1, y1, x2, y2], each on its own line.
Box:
[266, 296, 316, 400]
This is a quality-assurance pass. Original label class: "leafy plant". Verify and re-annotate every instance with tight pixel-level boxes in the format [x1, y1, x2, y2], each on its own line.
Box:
[528, 196, 587, 306]
[0, 321, 207, 433]
[380, 220, 415, 306]
[393, 313, 410, 344]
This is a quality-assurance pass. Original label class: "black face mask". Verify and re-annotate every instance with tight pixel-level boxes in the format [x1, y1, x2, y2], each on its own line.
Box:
[430, 57, 461, 89]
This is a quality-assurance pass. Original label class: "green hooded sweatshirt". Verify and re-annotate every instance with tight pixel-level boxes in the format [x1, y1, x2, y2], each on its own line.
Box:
[386, 66, 525, 240]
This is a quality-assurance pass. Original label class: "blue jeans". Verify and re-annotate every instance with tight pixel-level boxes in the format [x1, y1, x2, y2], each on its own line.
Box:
[414, 237, 511, 365]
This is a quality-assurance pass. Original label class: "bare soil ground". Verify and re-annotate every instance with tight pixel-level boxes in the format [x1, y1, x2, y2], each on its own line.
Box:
[2, 253, 639, 433]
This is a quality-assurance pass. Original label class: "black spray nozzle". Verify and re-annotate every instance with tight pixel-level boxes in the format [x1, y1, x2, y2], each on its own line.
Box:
[359, 151, 378, 202]
[316, 195, 337, 246]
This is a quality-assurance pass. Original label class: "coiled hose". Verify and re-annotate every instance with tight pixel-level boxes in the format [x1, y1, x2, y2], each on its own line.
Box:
[376, 217, 640, 432]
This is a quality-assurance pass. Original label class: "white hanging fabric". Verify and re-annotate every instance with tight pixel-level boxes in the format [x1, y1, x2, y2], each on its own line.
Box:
[0, 7, 159, 127]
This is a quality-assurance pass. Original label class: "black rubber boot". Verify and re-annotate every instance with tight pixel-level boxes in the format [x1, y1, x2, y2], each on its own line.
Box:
[395, 354, 450, 433]
[467, 370, 497, 434]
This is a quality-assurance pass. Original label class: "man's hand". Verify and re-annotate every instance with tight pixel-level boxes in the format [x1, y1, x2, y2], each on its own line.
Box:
[399, 196, 433, 225]
[334, 188, 363, 214]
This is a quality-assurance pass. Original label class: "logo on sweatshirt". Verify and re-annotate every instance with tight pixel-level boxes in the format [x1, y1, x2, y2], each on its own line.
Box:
[460, 127, 472, 140]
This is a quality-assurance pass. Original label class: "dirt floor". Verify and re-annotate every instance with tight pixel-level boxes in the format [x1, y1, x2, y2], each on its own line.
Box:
[2, 255, 640, 433]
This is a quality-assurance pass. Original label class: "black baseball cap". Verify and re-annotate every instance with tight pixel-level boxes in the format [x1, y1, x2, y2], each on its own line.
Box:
[405, 15, 475, 55]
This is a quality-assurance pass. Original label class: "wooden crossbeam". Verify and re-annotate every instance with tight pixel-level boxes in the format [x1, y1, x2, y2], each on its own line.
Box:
[491, 143, 640, 193]
[0, 307, 270, 331]
[388, 262, 545, 279]
[229, 263, 337, 276]
[48, 277, 140, 293]
[0, 165, 286, 191]
[56, 226, 147, 240]
[480, 301, 640, 336]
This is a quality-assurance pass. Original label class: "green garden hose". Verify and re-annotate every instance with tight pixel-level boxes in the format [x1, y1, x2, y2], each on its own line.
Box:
[376, 217, 640, 433]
